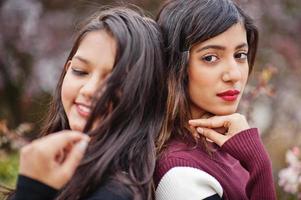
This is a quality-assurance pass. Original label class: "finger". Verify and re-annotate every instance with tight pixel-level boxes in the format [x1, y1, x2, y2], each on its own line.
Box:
[60, 139, 89, 177]
[40, 131, 89, 154]
[189, 116, 230, 129]
[188, 125, 200, 139]
[196, 127, 227, 146]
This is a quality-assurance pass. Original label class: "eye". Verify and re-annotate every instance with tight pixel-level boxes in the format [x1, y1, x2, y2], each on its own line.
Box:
[71, 67, 88, 76]
[234, 52, 248, 61]
[202, 55, 219, 63]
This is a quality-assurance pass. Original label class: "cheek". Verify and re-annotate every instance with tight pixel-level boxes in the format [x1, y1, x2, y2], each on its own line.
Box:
[241, 68, 249, 88]
[188, 66, 217, 95]
[188, 67, 216, 104]
[61, 75, 77, 112]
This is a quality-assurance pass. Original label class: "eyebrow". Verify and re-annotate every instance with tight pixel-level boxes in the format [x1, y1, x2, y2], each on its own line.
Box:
[195, 43, 248, 53]
[73, 55, 91, 65]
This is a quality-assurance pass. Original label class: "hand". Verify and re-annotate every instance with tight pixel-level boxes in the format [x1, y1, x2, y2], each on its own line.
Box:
[188, 113, 249, 146]
[19, 130, 90, 189]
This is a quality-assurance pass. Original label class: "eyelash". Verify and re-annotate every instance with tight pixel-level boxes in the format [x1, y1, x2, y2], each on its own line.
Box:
[71, 67, 88, 76]
[234, 52, 248, 61]
[202, 55, 219, 63]
[201, 52, 248, 64]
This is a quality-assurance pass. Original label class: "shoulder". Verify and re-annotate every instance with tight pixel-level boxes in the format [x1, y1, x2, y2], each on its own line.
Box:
[157, 137, 206, 166]
[86, 180, 132, 200]
[156, 166, 223, 200]
[154, 139, 210, 186]
[13, 175, 58, 200]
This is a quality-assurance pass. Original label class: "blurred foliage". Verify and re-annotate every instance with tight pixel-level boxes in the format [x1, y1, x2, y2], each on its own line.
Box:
[0, 152, 19, 188]
[0, 0, 301, 198]
[0, 120, 32, 189]
[0, 120, 32, 151]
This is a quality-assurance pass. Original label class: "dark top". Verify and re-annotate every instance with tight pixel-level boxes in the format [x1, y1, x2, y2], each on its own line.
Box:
[13, 175, 132, 200]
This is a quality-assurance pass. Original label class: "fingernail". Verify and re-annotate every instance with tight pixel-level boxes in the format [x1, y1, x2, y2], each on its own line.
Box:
[84, 135, 91, 142]
[76, 140, 88, 152]
[197, 127, 203, 134]
[188, 120, 195, 125]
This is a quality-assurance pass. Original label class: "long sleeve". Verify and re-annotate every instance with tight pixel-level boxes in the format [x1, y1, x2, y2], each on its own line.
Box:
[13, 175, 58, 200]
[221, 128, 276, 200]
[12, 175, 132, 200]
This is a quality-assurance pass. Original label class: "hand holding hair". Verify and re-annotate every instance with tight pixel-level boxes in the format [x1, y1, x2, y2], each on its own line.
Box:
[189, 113, 250, 146]
[19, 131, 90, 189]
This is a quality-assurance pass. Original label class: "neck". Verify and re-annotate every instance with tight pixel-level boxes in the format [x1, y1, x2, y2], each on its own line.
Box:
[189, 104, 211, 119]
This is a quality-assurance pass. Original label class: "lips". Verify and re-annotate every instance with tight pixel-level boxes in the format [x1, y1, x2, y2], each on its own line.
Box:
[217, 90, 240, 101]
[75, 102, 91, 117]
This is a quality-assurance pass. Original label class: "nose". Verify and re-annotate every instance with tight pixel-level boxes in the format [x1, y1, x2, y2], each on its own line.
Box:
[222, 59, 242, 83]
[80, 76, 101, 100]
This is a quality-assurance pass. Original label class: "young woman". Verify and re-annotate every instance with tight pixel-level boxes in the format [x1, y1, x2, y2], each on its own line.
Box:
[8, 6, 167, 200]
[154, 0, 276, 199]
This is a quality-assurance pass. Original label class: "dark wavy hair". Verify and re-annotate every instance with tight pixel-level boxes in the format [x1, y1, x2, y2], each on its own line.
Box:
[7, 6, 166, 200]
[155, 0, 258, 153]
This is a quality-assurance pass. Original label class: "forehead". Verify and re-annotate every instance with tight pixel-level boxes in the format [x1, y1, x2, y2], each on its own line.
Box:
[73, 30, 116, 70]
[191, 23, 247, 51]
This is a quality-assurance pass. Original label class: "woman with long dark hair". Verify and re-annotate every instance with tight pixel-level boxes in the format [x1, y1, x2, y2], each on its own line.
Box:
[154, 0, 276, 199]
[7, 6, 167, 200]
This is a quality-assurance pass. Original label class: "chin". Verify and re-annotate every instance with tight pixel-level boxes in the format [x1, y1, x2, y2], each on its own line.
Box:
[70, 123, 84, 132]
[211, 106, 238, 116]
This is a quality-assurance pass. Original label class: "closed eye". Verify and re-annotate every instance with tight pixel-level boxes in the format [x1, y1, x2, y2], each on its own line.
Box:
[71, 67, 88, 76]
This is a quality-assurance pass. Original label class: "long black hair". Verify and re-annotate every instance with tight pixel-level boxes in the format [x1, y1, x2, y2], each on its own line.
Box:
[156, 0, 258, 153]
[40, 6, 167, 200]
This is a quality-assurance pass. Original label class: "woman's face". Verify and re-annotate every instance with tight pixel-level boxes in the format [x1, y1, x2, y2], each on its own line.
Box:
[61, 30, 116, 131]
[188, 23, 249, 118]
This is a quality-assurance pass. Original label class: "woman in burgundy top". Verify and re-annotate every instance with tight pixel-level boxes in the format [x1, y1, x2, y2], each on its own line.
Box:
[154, 0, 276, 199]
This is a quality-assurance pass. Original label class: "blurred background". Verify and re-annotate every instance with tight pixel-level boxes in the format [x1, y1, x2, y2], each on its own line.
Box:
[0, 0, 300, 199]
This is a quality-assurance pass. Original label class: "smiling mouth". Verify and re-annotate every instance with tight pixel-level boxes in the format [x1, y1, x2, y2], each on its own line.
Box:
[217, 90, 240, 102]
[75, 103, 91, 117]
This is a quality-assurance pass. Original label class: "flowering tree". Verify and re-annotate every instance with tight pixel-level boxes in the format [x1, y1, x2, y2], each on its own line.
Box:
[279, 147, 301, 198]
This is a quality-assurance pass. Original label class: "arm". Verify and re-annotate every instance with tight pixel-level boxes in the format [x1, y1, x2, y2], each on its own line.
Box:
[156, 167, 223, 200]
[221, 128, 276, 200]
[189, 114, 276, 200]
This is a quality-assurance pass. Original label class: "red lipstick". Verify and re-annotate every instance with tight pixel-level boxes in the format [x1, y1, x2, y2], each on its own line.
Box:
[217, 90, 240, 101]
